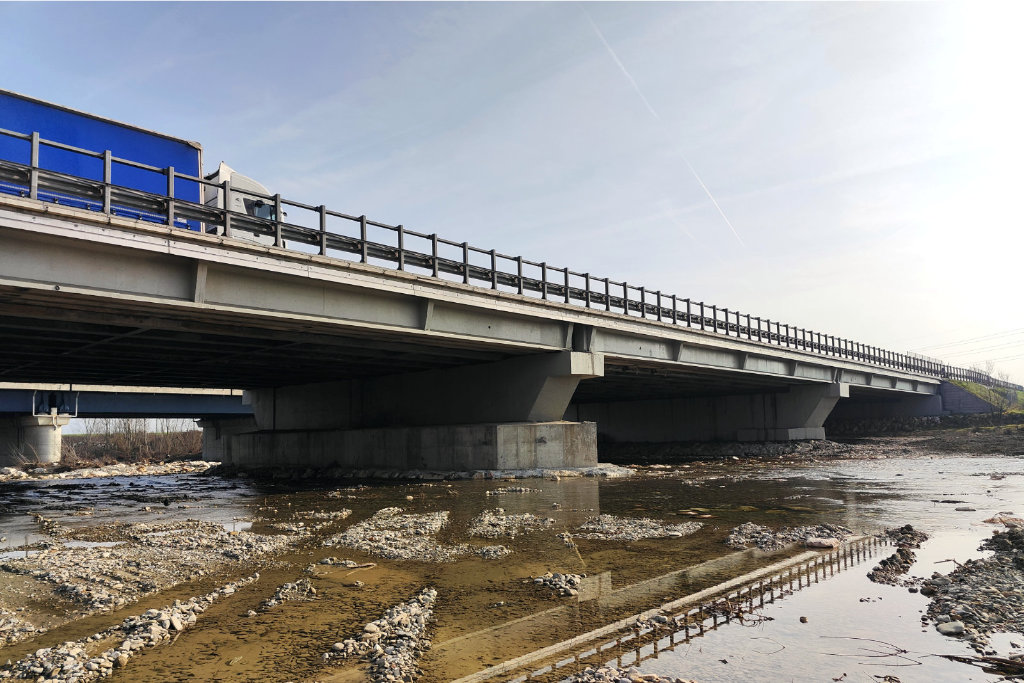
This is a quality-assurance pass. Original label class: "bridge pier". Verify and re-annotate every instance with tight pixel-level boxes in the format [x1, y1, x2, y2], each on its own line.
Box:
[569, 382, 849, 443]
[220, 351, 604, 471]
[198, 416, 258, 462]
[0, 412, 71, 466]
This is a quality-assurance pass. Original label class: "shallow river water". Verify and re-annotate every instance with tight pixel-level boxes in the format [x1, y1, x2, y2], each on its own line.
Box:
[0, 448, 1022, 683]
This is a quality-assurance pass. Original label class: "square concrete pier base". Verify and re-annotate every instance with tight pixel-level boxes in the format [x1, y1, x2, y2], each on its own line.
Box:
[220, 420, 598, 471]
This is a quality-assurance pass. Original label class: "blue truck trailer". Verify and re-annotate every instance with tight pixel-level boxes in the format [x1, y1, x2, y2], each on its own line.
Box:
[0, 89, 203, 226]
[0, 89, 278, 241]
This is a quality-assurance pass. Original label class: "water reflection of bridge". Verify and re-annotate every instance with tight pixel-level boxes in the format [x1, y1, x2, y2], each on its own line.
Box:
[451, 536, 883, 682]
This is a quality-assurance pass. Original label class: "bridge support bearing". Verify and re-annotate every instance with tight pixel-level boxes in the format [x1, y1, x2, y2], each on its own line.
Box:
[220, 421, 597, 472]
[0, 413, 72, 466]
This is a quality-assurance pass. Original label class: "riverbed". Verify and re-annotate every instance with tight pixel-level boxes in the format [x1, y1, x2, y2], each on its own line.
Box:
[0, 432, 1021, 682]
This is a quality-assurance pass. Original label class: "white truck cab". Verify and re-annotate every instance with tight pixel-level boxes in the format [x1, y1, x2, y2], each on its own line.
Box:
[203, 162, 281, 246]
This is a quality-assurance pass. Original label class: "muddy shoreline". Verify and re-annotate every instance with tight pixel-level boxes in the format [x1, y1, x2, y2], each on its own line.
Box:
[0, 427, 1020, 681]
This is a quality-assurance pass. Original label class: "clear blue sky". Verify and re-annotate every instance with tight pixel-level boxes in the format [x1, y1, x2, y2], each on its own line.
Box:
[3, 2, 1022, 382]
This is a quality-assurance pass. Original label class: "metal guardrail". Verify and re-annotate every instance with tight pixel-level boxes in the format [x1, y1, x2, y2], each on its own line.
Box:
[0, 127, 1019, 391]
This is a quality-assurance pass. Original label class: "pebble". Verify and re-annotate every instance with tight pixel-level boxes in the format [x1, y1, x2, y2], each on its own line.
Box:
[485, 486, 540, 496]
[925, 528, 1024, 653]
[0, 461, 213, 483]
[323, 507, 506, 562]
[726, 522, 852, 551]
[0, 520, 291, 621]
[575, 515, 703, 541]
[566, 666, 697, 683]
[0, 574, 258, 681]
[867, 525, 929, 586]
[258, 577, 317, 611]
[322, 587, 436, 682]
[532, 571, 586, 597]
[468, 509, 554, 539]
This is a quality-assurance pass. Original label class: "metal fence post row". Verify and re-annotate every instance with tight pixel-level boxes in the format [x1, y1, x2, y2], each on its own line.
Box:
[318, 205, 327, 256]
[29, 131, 39, 200]
[102, 150, 112, 214]
[273, 194, 282, 247]
[222, 179, 233, 238]
[165, 166, 175, 226]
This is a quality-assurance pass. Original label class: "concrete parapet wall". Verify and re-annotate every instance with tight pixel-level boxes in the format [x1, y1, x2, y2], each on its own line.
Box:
[222, 421, 597, 471]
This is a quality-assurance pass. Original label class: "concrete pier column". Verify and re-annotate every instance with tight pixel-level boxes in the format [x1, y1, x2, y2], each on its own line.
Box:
[737, 382, 848, 441]
[247, 350, 604, 432]
[198, 416, 258, 463]
[0, 413, 72, 465]
[225, 351, 605, 471]
[572, 381, 849, 443]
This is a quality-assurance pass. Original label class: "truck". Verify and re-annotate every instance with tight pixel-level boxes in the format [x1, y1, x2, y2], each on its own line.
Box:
[0, 89, 278, 243]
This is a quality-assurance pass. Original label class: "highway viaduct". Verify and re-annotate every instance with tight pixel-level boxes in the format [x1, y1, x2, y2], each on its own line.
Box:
[0, 151, 1017, 472]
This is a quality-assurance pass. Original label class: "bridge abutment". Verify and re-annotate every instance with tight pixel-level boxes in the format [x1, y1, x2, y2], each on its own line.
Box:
[218, 351, 604, 471]
[0, 413, 71, 466]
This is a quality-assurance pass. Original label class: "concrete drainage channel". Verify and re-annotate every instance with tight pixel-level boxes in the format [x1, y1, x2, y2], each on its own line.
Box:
[453, 536, 884, 683]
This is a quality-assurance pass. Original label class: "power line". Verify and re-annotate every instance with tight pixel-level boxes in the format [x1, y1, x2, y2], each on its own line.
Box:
[912, 328, 1024, 352]
[942, 339, 1024, 358]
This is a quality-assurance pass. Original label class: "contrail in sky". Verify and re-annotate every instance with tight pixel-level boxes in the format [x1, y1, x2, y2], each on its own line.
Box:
[584, 10, 746, 248]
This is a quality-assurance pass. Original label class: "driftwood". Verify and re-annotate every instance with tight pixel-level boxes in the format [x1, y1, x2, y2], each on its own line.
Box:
[937, 653, 1024, 677]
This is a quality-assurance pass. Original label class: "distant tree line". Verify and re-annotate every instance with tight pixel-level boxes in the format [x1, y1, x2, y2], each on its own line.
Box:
[61, 418, 202, 465]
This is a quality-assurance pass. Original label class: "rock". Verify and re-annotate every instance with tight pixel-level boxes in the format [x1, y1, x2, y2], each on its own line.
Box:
[805, 537, 840, 549]
[937, 621, 965, 636]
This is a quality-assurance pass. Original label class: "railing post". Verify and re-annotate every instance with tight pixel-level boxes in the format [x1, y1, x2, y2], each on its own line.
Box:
[722, 308, 729, 335]
[165, 166, 175, 227]
[656, 291, 662, 321]
[273, 193, 282, 247]
[397, 224, 405, 270]
[756, 316, 762, 342]
[318, 205, 327, 255]
[639, 287, 646, 318]
[463, 242, 470, 284]
[623, 282, 629, 315]
[431, 234, 439, 277]
[491, 249, 498, 289]
[685, 298, 691, 327]
[222, 179, 233, 238]
[711, 304, 718, 332]
[29, 132, 39, 200]
[699, 302, 705, 330]
[102, 150, 112, 214]
[584, 273, 592, 307]
[670, 294, 677, 324]
[564, 268, 570, 303]
[360, 215, 368, 263]
[604, 278, 611, 311]
[541, 262, 547, 298]
[516, 256, 524, 294]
